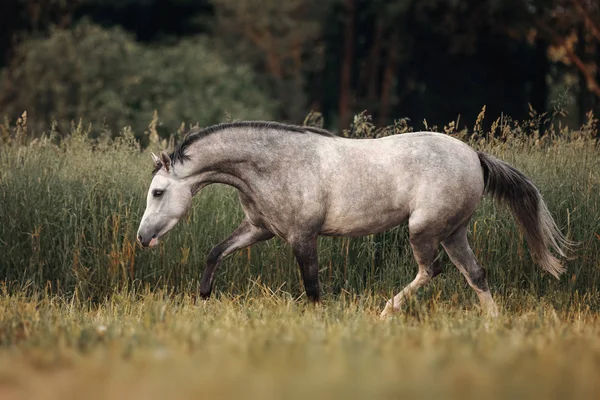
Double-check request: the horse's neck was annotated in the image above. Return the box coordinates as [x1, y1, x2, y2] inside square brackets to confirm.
[184, 130, 272, 191]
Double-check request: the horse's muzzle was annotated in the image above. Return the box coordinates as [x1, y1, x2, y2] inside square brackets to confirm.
[137, 232, 158, 248]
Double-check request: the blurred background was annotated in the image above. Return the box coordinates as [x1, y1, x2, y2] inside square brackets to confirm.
[0, 0, 599, 139]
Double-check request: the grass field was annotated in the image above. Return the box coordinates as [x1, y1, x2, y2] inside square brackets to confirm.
[0, 113, 599, 398]
[1, 292, 600, 400]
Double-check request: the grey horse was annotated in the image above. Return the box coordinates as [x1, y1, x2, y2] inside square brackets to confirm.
[136, 121, 569, 317]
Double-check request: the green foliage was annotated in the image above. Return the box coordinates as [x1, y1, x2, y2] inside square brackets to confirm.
[208, 0, 334, 121]
[0, 22, 275, 138]
[2, 0, 599, 133]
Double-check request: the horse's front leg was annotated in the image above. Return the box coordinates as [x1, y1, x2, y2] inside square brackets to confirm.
[290, 236, 321, 302]
[200, 219, 274, 299]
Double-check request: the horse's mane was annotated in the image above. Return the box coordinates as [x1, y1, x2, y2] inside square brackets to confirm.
[169, 121, 335, 164]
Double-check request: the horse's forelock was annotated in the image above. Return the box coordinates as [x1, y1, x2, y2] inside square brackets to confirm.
[151, 152, 176, 176]
[151, 163, 162, 176]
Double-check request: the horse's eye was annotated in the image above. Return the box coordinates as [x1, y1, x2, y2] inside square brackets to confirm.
[153, 189, 164, 198]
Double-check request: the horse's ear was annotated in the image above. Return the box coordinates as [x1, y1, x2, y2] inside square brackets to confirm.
[160, 151, 171, 172]
[151, 152, 160, 166]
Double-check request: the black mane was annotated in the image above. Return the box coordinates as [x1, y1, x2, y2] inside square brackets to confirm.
[169, 121, 335, 164]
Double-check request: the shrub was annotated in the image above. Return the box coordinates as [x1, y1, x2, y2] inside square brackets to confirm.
[0, 22, 276, 138]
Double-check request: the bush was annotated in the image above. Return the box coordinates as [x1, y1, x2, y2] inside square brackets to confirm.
[0, 22, 276, 138]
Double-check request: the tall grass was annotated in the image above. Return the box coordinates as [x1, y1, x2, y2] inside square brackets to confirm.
[0, 112, 598, 310]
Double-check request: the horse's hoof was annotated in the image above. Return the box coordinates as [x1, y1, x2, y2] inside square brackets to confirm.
[379, 301, 397, 319]
[199, 292, 211, 301]
[486, 307, 499, 319]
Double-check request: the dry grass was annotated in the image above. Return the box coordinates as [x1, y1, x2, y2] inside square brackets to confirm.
[1, 291, 600, 400]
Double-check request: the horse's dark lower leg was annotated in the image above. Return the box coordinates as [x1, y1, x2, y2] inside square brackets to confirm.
[291, 237, 320, 302]
[200, 219, 273, 299]
[442, 226, 498, 317]
[381, 232, 441, 317]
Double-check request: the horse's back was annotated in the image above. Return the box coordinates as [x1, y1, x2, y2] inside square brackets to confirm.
[319, 132, 484, 236]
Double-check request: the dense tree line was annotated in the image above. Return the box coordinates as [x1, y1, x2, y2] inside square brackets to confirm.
[0, 0, 598, 136]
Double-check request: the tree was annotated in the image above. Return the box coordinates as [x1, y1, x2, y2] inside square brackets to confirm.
[0, 0, 89, 66]
[531, 0, 600, 122]
[421, 0, 599, 116]
[532, 0, 600, 98]
[333, 0, 415, 128]
[0, 22, 275, 137]
[208, 0, 335, 122]
[338, 0, 355, 130]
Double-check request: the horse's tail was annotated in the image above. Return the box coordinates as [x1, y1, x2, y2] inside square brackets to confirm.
[477, 151, 571, 278]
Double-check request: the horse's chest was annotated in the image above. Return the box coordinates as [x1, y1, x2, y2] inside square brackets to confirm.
[238, 194, 264, 224]
[237, 193, 285, 234]
[237, 189, 327, 239]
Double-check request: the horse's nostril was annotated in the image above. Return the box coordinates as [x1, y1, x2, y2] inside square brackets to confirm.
[137, 234, 143, 243]
[152, 233, 157, 239]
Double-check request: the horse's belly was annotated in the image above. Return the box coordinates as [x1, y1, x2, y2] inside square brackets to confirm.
[319, 170, 412, 237]
[320, 207, 409, 237]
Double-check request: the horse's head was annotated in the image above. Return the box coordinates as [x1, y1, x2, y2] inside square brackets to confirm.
[137, 152, 193, 248]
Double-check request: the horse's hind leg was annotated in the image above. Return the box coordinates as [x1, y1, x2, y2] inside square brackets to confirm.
[380, 231, 443, 318]
[441, 225, 498, 317]
[200, 219, 274, 299]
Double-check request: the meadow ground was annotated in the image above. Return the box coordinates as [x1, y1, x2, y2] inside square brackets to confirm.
[1, 292, 600, 400]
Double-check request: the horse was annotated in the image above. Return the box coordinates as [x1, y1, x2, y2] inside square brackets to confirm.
[136, 121, 570, 318]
